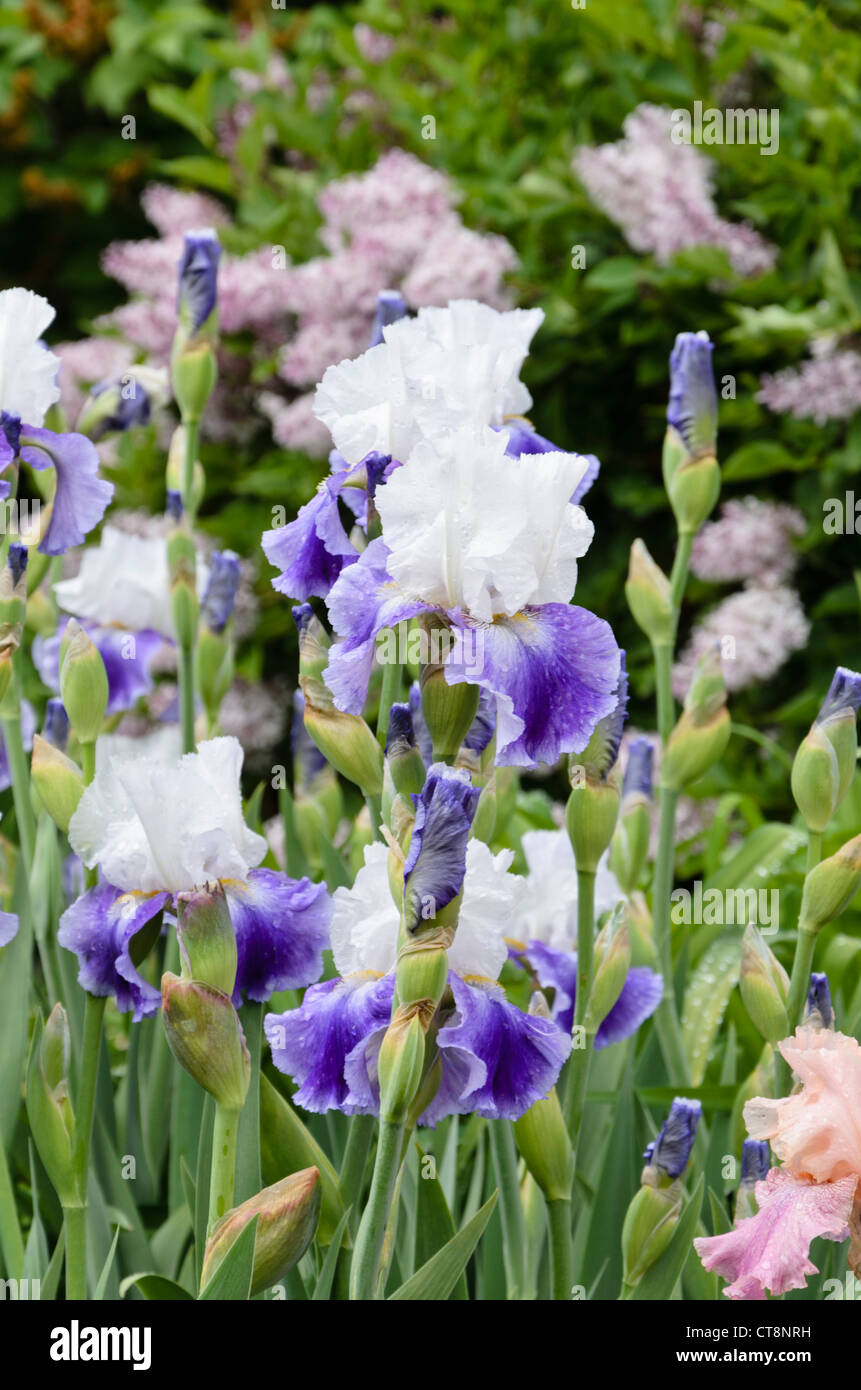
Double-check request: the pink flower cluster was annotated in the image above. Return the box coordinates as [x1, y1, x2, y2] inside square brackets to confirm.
[574, 104, 776, 279]
[696, 1026, 861, 1298]
[56, 152, 518, 455]
[674, 498, 808, 697]
[758, 340, 861, 424]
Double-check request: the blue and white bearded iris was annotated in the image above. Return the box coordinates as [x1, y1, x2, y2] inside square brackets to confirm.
[322, 425, 621, 767]
[508, 829, 662, 1046]
[58, 735, 331, 1020]
[265, 832, 570, 1125]
[262, 300, 599, 604]
[0, 288, 113, 554]
[33, 524, 211, 714]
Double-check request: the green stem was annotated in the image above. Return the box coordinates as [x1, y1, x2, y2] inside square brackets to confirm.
[63, 1204, 87, 1300]
[651, 785, 689, 1083]
[182, 418, 200, 522]
[376, 624, 403, 748]
[364, 794, 382, 839]
[546, 1198, 573, 1302]
[653, 642, 675, 747]
[806, 830, 822, 874]
[564, 869, 596, 1150]
[208, 1104, 240, 1233]
[340, 1114, 375, 1240]
[178, 639, 196, 755]
[776, 924, 819, 1095]
[0, 1136, 25, 1280]
[2, 704, 36, 872]
[349, 1119, 403, 1300]
[488, 1119, 526, 1300]
[669, 529, 694, 612]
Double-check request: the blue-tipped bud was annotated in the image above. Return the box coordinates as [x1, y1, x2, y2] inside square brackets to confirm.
[291, 689, 328, 793]
[166, 489, 183, 523]
[0, 410, 22, 458]
[403, 764, 480, 932]
[201, 550, 241, 633]
[814, 665, 861, 806]
[384, 701, 427, 804]
[577, 654, 628, 783]
[77, 367, 167, 441]
[805, 971, 833, 1030]
[622, 737, 654, 804]
[740, 1138, 770, 1190]
[644, 1097, 701, 1179]
[7, 542, 27, 589]
[369, 289, 408, 347]
[43, 698, 70, 752]
[177, 229, 221, 335]
[666, 331, 718, 460]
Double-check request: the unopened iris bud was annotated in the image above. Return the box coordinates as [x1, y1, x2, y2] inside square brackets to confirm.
[369, 289, 408, 347]
[799, 833, 861, 934]
[402, 764, 480, 935]
[793, 667, 861, 831]
[197, 551, 239, 720]
[566, 660, 626, 873]
[378, 1007, 429, 1124]
[644, 1097, 701, 1180]
[176, 883, 237, 996]
[610, 736, 654, 893]
[201, 1168, 321, 1297]
[172, 230, 220, 422]
[739, 925, 789, 1044]
[621, 1179, 681, 1291]
[166, 488, 183, 523]
[201, 550, 240, 634]
[25, 1005, 79, 1207]
[416, 613, 479, 763]
[43, 697, 70, 751]
[30, 734, 84, 834]
[804, 970, 833, 1030]
[0, 542, 27, 704]
[735, 1138, 770, 1222]
[385, 703, 426, 798]
[161, 973, 250, 1109]
[663, 331, 720, 533]
[166, 425, 204, 513]
[586, 903, 632, 1031]
[513, 998, 574, 1201]
[625, 539, 673, 645]
[59, 619, 108, 745]
[662, 645, 730, 790]
[168, 527, 199, 650]
[77, 366, 167, 441]
[300, 673, 383, 797]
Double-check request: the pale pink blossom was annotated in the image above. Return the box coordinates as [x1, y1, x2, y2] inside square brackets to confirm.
[353, 23, 396, 63]
[259, 391, 333, 455]
[758, 343, 861, 424]
[673, 585, 809, 697]
[690, 497, 806, 585]
[574, 104, 776, 279]
[694, 1167, 855, 1300]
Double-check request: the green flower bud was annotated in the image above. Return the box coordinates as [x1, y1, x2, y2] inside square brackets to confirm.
[201, 1168, 321, 1297]
[30, 734, 84, 834]
[791, 727, 840, 835]
[171, 341, 218, 424]
[663, 442, 721, 535]
[166, 425, 205, 513]
[176, 883, 237, 996]
[625, 539, 673, 645]
[420, 668, 479, 763]
[621, 1176, 681, 1290]
[299, 673, 383, 797]
[168, 528, 199, 650]
[197, 627, 233, 724]
[513, 996, 574, 1202]
[627, 893, 659, 970]
[26, 1006, 79, 1208]
[585, 903, 632, 1032]
[378, 1006, 429, 1124]
[799, 833, 861, 934]
[565, 770, 621, 874]
[59, 619, 108, 745]
[609, 802, 651, 895]
[739, 925, 789, 1044]
[161, 973, 250, 1109]
[469, 773, 498, 845]
[662, 646, 730, 791]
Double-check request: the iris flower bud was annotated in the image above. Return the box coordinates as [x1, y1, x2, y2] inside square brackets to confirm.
[59, 619, 108, 745]
[586, 903, 632, 1032]
[513, 997, 574, 1201]
[566, 658, 627, 873]
[739, 925, 789, 1044]
[378, 1006, 430, 1125]
[385, 703, 426, 797]
[197, 550, 240, 721]
[30, 734, 84, 834]
[417, 613, 480, 763]
[43, 697, 70, 751]
[735, 1138, 770, 1222]
[804, 971, 833, 1030]
[168, 526, 199, 651]
[792, 667, 861, 831]
[76, 366, 167, 441]
[161, 973, 250, 1110]
[369, 289, 408, 347]
[26, 1005, 79, 1208]
[0, 543, 27, 705]
[294, 603, 384, 796]
[624, 1096, 701, 1290]
[799, 833, 861, 934]
[172, 230, 220, 422]
[662, 645, 730, 791]
[663, 331, 720, 534]
[176, 883, 237, 997]
[610, 737, 653, 894]
[625, 539, 673, 645]
[816, 667, 861, 802]
[644, 1097, 701, 1178]
[201, 1168, 321, 1296]
[166, 427, 204, 514]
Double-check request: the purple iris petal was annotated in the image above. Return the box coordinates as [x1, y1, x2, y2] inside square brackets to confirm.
[445, 603, 622, 768]
[433, 974, 571, 1121]
[520, 940, 662, 1047]
[816, 666, 861, 725]
[403, 766, 481, 929]
[177, 230, 221, 332]
[463, 689, 496, 754]
[408, 680, 433, 766]
[43, 698, 70, 751]
[385, 701, 416, 759]
[644, 1097, 702, 1177]
[201, 550, 240, 632]
[623, 735, 654, 800]
[0, 911, 18, 946]
[262, 475, 359, 602]
[667, 332, 717, 458]
[369, 290, 408, 347]
[741, 1138, 770, 1189]
[19, 425, 114, 556]
[223, 868, 331, 1005]
[7, 543, 27, 588]
[805, 971, 833, 1029]
[88, 377, 152, 438]
[34, 620, 164, 715]
[58, 884, 168, 1021]
[324, 537, 431, 713]
[0, 410, 21, 468]
[264, 972, 395, 1114]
